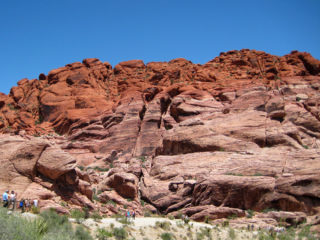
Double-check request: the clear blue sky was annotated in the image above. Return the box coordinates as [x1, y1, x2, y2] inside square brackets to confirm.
[1, 0, 319, 94]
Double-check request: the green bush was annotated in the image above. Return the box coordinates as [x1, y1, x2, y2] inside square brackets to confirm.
[196, 227, 211, 240]
[143, 210, 152, 217]
[93, 194, 100, 202]
[31, 206, 40, 214]
[78, 165, 85, 171]
[228, 228, 236, 240]
[70, 208, 85, 220]
[0, 213, 42, 240]
[160, 232, 175, 240]
[204, 215, 211, 224]
[96, 228, 113, 240]
[138, 156, 146, 162]
[262, 208, 277, 213]
[113, 227, 128, 240]
[222, 220, 229, 227]
[175, 220, 184, 228]
[40, 209, 70, 229]
[298, 225, 318, 239]
[155, 221, 171, 230]
[0, 207, 81, 240]
[247, 209, 255, 218]
[183, 217, 190, 224]
[94, 166, 109, 172]
[91, 211, 102, 221]
[74, 225, 93, 240]
[108, 200, 117, 207]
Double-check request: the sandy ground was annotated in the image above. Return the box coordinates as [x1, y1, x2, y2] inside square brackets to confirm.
[15, 212, 311, 239]
[78, 216, 260, 239]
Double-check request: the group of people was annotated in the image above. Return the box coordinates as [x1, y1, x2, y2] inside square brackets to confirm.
[2, 190, 38, 212]
[2, 190, 16, 210]
[126, 210, 136, 220]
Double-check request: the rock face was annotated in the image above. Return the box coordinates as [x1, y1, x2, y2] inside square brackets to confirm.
[0, 49, 320, 224]
[0, 135, 93, 212]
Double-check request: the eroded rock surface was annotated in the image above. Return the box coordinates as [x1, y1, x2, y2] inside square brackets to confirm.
[0, 135, 93, 212]
[0, 50, 320, 227]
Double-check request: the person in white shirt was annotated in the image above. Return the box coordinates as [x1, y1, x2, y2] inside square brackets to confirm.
[10, 191, 16, 210]
[33, 199, 38, 208]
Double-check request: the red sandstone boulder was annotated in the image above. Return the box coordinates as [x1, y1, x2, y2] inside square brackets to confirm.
[36, 146, 77, 180]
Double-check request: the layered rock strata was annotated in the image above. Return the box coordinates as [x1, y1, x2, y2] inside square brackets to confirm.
[0, 50, 320, 227]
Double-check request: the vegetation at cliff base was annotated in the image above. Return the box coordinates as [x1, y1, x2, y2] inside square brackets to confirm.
[0, 207, 92, 240]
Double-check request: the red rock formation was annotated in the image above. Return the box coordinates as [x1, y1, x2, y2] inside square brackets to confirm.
[0, 50, 320, 226]
[0, 135, 93, 212]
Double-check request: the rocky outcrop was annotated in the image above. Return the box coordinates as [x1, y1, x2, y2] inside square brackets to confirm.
[0, 50, 320, 225]
[0, 135, 93, 212]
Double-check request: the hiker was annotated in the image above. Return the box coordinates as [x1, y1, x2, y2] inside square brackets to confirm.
[19, 199, 25, 213]
[33, 199, 38, 208]
[10, 191, 17, 211]
[132, 210, 135, 220]
[126, 210, 131, 220]
[25, 199, 31, 211]
[2, 190, 9, 208]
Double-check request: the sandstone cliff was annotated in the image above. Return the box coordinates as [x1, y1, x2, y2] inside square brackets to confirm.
[0, 49, 320, 228]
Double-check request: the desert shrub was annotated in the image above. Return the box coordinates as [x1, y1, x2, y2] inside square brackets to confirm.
[196, 227, 211, 240]
[0, 207, 77, 240]
[93, 194, 100, 202]
[160, 232, 175, 240]
[257, 230, 275, 240]
[183, 216, 190, 224]
[155, 221, 171, 230]
[143, 210, 152, 217]
[201, 227, 211, 237]
[108, 200, 117, 207]
[74, 225, 93, 240]
[94, 166, 109, 172]
[0, 208, 49, 240]
[91, 211, 102, 221]
[196, 231, 204, 240]
[277, 227, 296, 240]
[70, 208, 85, 220]
[138, 156, 146, 162]
[262, 208, 277, 213]
[96, 228, 113, 240]
[0, 207, 97, 240]
[222, 220, 229, 227]
[113, 227, 128, 240]
[228, 228, 236, 240]
[176, 211, 183, 219]
[40, 209, 71, 232]
[78, 165, 85, 171]
[227, 214, 238, 220]
[298, 225, 318, 239]
[175, 220, 184, 228]
[204, 215, 211, 224]
[31, 206, 40, 214]
[247, 209, 255, 218]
